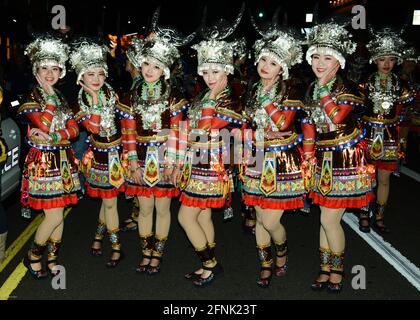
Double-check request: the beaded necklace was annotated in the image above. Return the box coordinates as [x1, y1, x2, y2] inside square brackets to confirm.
[312, 77, 336, 101]
[249, 80, 282, 131]
[368, 72, 399, 115]
[78, 83, 117, 138]
[38, 85, 70, 133]
[141, 80, 162, 101]
[307, 78, 339, 133]
[132, 80, 170, 131]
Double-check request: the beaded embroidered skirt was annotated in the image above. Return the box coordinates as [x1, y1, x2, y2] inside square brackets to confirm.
[21, 147, 81, 210]
[242, 146, 305, 210]
[82, 147, 126, 199]
[125, 160, 179, 198]
[179, 163, 234, 209]
[309, 129, 376, 209]
[363, 117, 400, 171]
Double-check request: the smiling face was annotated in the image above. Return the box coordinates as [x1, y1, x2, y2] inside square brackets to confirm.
[257, 55, 282, 81]
[37, 65, 61, 86]
[201, 66, 228, 90]
[375, 56, 397, 75]
[81, 67, 106, 92]
[141, 60, 164, 83]
[311, 53, 339, 79]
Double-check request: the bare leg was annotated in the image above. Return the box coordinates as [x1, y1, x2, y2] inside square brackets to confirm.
[49, 220, 64, 241]
[103, 197, 120, 260]
[188, 209, 215, 275]
[178, 205, 215, 278]
[315, 225, 331, 283]
[197, 209, 214, 245]
[255, 206, 286, 279]
[91, 203, 106, 252]
[150, 197, 172, 267]
[377, 169, 391, 205]
[320, 206, 346, 284]
[137, 195, 155, 266]
[376, 169, 392, 228]
[30, 208, 64, 271]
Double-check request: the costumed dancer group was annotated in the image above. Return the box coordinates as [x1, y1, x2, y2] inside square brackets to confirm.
[17, 6, 414, 294]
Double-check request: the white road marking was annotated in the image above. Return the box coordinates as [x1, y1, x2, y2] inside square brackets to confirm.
[343, 213, 420, 291]
[400, 165, 420, 183]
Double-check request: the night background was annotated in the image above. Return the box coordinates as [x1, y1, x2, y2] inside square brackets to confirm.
[0, 0, 418, 45]
[0, 0, 420, 302]
[0, 0, 418, 118]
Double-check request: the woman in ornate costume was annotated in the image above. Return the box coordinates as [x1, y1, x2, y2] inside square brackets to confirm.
[122, 14, 193, 275]
[18, 37, 81, 278]
[176, 7, 244, 287]
[120, 37, 144, 233]
[70, 40, 129, 267]
[241, 25, 306, 287]
[358, 29, 414, 233]
[302, 22, 375, 293]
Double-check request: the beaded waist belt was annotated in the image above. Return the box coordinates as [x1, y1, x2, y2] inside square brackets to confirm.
[27, 137, 71, 151]
[187, 140, 227, 153]
[252, 133, 302, 152]
[89, 136, 122, 152]
[361, 115, 402, 128]
[136, 135, 168, 147]
[316, 128, 365, 151]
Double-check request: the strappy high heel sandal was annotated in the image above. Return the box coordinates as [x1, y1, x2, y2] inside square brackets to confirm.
[105, 229, 124, 268]
[192, 263, 224, 287]
[256, 243, 273, 288]
[274, 241, 288, 277]
[91, 220, 106, 256]
[256, 266, 273, 288]
[310, 270, 330, 291]
[326, 270, 345, 294]
[46, 239, 62, 276]
[23, 242, 48, 280]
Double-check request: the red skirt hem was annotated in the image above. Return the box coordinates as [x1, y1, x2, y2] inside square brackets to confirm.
[126, 185, 180, 198]
[27, 194, 79, 210]
[410, 126, 420, 133]
[86, 183, 126, 199]
[374, 161, 398, 171]
[309, 191, 375, 209]
[179, 193, 226, 209]
[243, 194, 304, 210]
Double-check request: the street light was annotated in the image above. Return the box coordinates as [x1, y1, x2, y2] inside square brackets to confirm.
[306, 13, 313, 23]
[258, 12, 264, 18]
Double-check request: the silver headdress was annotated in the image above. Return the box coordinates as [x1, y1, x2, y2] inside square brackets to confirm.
[366, 28, 407, 64]
[25, 37, 69, 79]
[403, 46, 419, 63]
[232, 37, 248, 61]
[69, 40, 108, 84]
[251, 8, 303, 80]
[126, 37, 144, 69]
[192, 3, 245, 75]
[138, 7, 196, 80]
[305, 22, 356, 69]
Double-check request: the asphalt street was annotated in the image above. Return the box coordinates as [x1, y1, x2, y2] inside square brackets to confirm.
[1, 170, 419, 301]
